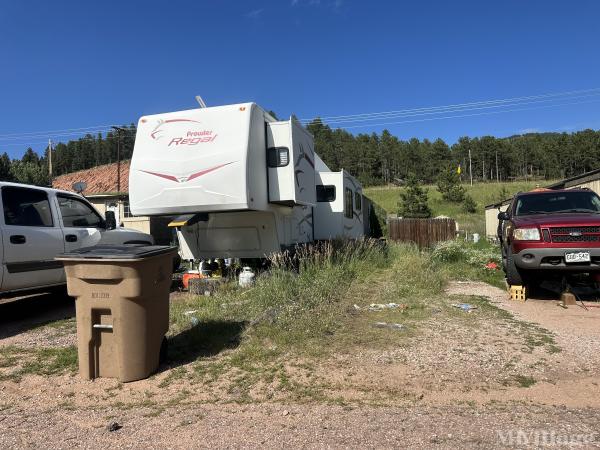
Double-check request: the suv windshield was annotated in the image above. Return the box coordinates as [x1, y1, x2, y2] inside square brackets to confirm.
[514, 191, 600, 216]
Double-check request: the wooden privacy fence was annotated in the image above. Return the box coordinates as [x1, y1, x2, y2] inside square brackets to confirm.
[388, 218, 457, 248]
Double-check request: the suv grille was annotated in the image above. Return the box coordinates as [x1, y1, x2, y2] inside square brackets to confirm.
[552, 235, 600, 242]
[551, 226, 600, 234]
[550, 226, 600, 243]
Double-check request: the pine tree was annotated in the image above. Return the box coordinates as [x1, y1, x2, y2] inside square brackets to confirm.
[398, 175, 432, 218]
[437, 166, 466, 202]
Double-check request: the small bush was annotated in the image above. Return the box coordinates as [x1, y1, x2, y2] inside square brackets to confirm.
[462, 194, 477, 213]
[431, 239, 501, 266]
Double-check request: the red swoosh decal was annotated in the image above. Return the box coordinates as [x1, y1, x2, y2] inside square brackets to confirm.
[164, 119, 201, 124]
[140, 170, 179, 182]
[139, 162, 235, 183]
[186, 162, 234, 181]
[151, 119, 202, 139]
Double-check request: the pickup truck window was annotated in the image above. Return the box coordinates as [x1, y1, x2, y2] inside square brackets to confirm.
[2, 186, 53, 227]
[515, 191, 600, 216]
[57, 195, 103, 228]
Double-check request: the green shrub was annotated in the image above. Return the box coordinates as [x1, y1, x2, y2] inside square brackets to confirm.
[462, 194, 477, 213]
[431, 239, 501, 266]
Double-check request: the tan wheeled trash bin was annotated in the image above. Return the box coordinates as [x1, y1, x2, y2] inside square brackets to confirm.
[56, 245, 177, 382]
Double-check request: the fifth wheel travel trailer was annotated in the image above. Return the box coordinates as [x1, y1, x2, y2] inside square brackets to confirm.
[129, 102, 370, 260]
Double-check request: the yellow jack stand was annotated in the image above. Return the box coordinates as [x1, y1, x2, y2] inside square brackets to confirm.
[509, 285, 527, 302]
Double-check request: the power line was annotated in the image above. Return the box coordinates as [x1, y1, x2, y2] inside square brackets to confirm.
[335, 98, 600, 130]
[2, 87, 600, 150]
[298, 87, 600, 123]
[3, 87, 599, 140]
[305, 92, 600, 126]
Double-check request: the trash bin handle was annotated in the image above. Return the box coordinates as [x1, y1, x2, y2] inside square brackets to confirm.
[92, 324, 113, 330]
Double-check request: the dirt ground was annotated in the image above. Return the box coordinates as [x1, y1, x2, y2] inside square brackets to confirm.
[1, 284, 600, 449]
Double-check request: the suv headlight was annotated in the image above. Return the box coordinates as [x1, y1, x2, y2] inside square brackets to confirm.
[513, 227, 540, 241]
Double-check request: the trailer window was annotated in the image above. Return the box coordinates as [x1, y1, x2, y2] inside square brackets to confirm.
[344, 188, 353, 219]
[267, 147, 290, 167]
[2, 186, 53, 227]
[316, 185, 336, 202]
[355, 192, 362, 212]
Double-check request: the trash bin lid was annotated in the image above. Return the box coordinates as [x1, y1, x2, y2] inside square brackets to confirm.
[56, 245, 177, 261]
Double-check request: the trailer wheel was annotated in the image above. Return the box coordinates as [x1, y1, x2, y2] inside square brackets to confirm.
[506, 248, 526, 286]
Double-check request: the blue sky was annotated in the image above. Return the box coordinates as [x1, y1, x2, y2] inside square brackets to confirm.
[1, 0, 600, 158]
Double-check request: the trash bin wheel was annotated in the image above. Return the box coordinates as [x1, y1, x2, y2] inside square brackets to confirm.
[159, 336, 168, 364]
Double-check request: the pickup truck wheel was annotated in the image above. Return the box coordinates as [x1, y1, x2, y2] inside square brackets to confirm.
[506, 248, 526, 286]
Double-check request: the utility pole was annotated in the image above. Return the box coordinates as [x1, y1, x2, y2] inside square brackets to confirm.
[495, 151, 499, 182]
[48, 138, 53, 187]
[468, 148, 473, 186]
[111, 126, 124, 193]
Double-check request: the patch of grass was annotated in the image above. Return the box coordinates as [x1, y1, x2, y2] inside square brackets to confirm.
[163, 240, 449, 400]
[0, 345, 78, 381]
[432, 239, 506, 289]
[514, 375, 536, 388]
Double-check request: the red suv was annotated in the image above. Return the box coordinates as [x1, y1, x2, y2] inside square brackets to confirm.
[498, 188, 600, 286]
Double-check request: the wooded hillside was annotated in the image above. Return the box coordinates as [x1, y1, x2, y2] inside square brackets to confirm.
[2, 120, 599, 187]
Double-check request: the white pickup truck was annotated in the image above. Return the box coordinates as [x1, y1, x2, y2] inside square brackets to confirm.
[0, 182, 154, 295]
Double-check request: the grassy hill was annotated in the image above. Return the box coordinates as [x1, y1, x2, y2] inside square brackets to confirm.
[365, 180, 557, 235]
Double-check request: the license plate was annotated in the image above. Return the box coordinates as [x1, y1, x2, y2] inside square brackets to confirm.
[565, 251, 591, 263]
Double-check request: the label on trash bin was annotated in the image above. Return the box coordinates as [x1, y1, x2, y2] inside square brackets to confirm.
[92, 292, 110, 299]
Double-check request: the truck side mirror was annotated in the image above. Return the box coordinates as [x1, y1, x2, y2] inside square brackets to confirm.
[105, 210, 117, 230]
[497, 211, 510, 221]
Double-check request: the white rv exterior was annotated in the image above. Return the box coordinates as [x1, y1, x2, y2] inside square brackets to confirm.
[129, 102, 366, 260]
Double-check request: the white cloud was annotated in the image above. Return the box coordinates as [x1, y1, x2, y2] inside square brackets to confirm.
[245, 8, 263, 19]
[519, 128, 541, 134]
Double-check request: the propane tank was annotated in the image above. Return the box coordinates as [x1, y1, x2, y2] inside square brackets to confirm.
[238, 267, 255, 288]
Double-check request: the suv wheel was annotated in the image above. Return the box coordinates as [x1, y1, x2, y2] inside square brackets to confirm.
[506, 247, 526, 286]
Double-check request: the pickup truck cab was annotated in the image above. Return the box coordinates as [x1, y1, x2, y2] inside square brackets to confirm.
[0, 182, 153, 295]
[498, 188, 600, 286]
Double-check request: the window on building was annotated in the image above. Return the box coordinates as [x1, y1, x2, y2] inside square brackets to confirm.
[123, 200, 133, 218]
[57, 195, 103, 228]
[344, 188, 353, 219]
[2, 186, 53, 227]
[316, 185, 336, 202]
[355, 192, 362, 212]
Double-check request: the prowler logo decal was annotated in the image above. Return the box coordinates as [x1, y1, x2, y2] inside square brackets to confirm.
[140, 162, 235, 183]
[150, 118, 218, 147]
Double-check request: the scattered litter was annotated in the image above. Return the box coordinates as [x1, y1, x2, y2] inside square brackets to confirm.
[183, 310, 198, 316]
[282, 410, 290, 416]
[452, 303, 478, 313]
[107, 422, 122, 432]
[368, 303, 407, 312]
[353, 304, 361, 310]
[190, 317, 199, 327]
[484, 262, 499, 270]
[373, 322, 406, 330]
